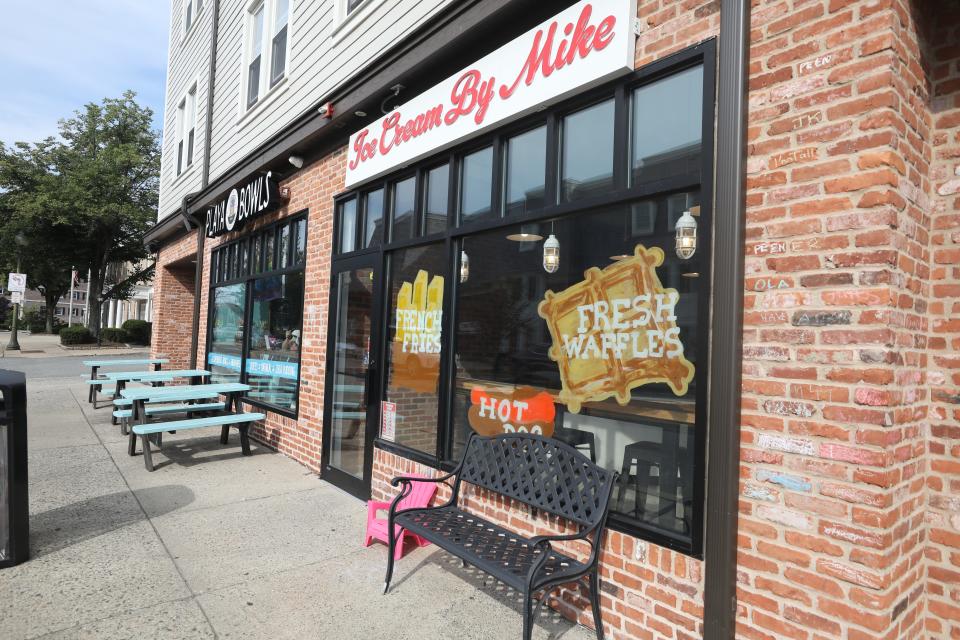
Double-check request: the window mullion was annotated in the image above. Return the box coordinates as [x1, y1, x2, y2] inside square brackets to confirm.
[613, 85, 629, 190]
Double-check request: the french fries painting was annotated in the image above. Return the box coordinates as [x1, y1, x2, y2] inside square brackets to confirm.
[537, 245, 695, 413]
[391, 269, 444, 393]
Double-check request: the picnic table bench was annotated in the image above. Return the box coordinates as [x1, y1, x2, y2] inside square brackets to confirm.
[122, 383, 260, 471]
[83, 358, 168, 404]
[383, 433, 617, 640]
[88, 369, 211, 414]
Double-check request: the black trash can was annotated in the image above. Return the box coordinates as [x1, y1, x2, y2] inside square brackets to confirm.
[0, 370, 28, 568]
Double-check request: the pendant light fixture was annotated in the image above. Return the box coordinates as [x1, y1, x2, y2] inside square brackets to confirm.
[543, 221, 559, 274]
[460, 244, 470, 283]
[675, 209, 698, 260]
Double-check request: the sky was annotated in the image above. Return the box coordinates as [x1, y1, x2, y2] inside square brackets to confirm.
[0, 1, 170, 147]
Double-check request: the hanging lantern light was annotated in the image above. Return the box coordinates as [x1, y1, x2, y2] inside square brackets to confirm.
[675, 210, 697, 260]
[460, 250, 470, 283]
[543, 234, 560, 274]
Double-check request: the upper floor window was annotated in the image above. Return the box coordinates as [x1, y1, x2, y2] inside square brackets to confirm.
[270, 0, 289, 86]
[184, 0, 202, 36]
[247, 3, 266, 108]
[176, 83, 198, 176]
[245, 0, 291, 110]
[347, 0, 366, 14]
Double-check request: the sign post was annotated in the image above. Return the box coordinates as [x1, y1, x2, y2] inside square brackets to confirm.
[5, 272, 26, 351]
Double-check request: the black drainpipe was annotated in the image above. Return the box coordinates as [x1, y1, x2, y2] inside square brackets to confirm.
[702, 1, 749, 638]
[189, 0, 219, 370]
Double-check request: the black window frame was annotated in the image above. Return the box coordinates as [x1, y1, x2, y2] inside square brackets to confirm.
[329, 41, 716, 557]
[206, 211, 309, 419]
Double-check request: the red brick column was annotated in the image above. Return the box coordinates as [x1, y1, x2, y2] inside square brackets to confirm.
[924, 3, 960, 636]
[151, 233, 199, 370]
[739, 1, 939, 638]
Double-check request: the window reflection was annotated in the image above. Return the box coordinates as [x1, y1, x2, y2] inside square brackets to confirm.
[561, 100, 615, 202]
[383, 243, 447, 455]
[632, 65, 703, 184]
[504, 126, 546, 215]
[460, 147, 493, 221]
[391, 177, 416, 242]
[339, 199, 357, 253]
[208, 283, 246, 383]
[423, 164, 449, 235]
[247, 273, 303, 411]
[364, 188, 385, 248]
[452, 193, 701, 538]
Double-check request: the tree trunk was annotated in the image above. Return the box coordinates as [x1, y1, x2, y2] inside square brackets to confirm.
[86, 270, 104, 337]
[43, 290, 59, 334]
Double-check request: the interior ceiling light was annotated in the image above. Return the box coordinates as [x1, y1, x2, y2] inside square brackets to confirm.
[506, 223, 543, 242]
[681, 272, 700, 278]
[354, 110, 367, 117]
[542, 221, 559, 274]
[610, 254, 630, 261]
[505, 232, 543, 242]
[675, 209, 698, 260]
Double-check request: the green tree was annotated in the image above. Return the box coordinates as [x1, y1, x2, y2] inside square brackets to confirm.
[0, 91, 159, 336]
[57, 91, 159, 335]
[0, 142, 85, 333]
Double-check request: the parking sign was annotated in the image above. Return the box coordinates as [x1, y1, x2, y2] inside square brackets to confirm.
[7, 273, 26, 293]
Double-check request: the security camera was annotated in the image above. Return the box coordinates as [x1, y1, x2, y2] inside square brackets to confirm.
[288, 155, 304, 169]
[317, 102, 334, 118]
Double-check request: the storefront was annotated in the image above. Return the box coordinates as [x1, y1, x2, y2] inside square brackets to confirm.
[323, 19, 716, 554]
[146, 0, 960, 637]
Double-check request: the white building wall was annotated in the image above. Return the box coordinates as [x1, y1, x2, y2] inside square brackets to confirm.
[158, 0, 214, 220]
[158, 0, 453, 222]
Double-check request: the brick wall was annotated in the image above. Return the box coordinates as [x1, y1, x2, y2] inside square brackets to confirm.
[196, 147, 346, 472]
[924, 1, 960, 636]
[151, 234, 198, 370]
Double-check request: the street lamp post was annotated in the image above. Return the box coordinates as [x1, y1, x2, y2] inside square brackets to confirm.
[6, 233, 28, 351]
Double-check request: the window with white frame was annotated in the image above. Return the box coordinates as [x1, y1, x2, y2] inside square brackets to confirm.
[270, 0, 289, 87]
[247, 3, 266, 108]
[245, 0, 291, 110]
[346, 0, 366, 14]
[184, 0, 202, 35]
[175, 83, 198, 176]
[186, 84, 197, 167]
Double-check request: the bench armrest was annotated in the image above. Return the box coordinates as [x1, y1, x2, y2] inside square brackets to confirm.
[528, 530, 592, 549]
[389, 471, 457, 488]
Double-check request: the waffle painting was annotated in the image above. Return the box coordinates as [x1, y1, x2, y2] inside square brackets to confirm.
[537, 245, 695, 413]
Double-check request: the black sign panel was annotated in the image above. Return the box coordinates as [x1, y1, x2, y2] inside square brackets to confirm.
[205, 172, 281, 238]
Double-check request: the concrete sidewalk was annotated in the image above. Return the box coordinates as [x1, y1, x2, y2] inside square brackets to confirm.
[0, 376, 592, 639]
[0, 331, 152, 358]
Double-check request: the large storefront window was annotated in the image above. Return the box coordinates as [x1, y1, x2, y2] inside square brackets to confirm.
[330, 47, 713, 554]
[383, 243, 447, 455]
[209, 284, 246, 383]
[207, 212, 308, 416]
[452, 195, 702, 540]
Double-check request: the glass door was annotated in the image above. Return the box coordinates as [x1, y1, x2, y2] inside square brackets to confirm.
[321, 254, 382, 498]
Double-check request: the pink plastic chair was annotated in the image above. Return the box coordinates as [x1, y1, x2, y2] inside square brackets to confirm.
[364, 476, 438, 560]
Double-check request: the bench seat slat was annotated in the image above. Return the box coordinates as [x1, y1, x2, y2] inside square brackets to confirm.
[145, 402, 225, 415]
[395, 505, 587, 592]
[132, 412, 265, 436]
[113, 410, 133, 419]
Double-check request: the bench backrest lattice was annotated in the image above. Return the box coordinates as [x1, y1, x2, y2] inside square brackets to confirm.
[457, 433, 615, 528]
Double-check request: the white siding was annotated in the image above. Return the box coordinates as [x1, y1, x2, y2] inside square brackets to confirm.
[158, 1, 214, 220]
[157, 0, 453, 222]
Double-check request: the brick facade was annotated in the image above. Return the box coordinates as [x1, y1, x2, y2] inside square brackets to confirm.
[149, 1, 959, 638]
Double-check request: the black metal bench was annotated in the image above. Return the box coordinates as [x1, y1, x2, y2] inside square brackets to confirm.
[383, 433, 617, 640]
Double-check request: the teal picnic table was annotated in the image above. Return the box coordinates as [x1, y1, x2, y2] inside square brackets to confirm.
[121, 382, 251, 428]
[121, 383, 255, 469]
[91, 369, 211, 414]
[83, 358, 168, 404]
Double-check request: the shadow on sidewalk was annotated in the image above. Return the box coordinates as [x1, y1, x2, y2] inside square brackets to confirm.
[29, 485, 195, 557]
[387, 549, 588, 639]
